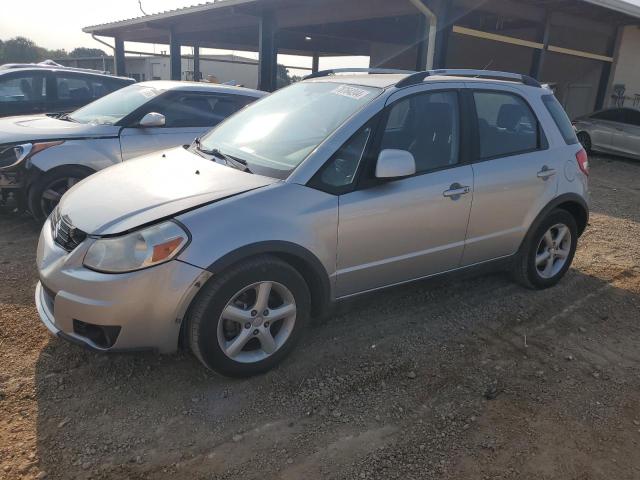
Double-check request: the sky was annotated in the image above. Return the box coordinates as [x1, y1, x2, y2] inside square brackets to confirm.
[0, 0, 368, 71]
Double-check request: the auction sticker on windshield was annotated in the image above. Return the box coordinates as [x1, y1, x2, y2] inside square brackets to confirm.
[140, 88, 158, 99]
[331, 85, 371, 100]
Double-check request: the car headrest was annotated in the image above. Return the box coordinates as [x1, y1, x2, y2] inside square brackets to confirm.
[497, 104, 525, 130]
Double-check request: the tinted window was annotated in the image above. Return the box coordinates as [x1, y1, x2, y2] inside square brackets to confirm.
[147, 93, 254, 128]
[380, 91, 460, 173]
[591, 109, 624, 122]
[542, 94, 579, 145]
[623, 109, 640, 127]
[314, 125, 372, 192]
[473, 91, 540, 159]
[0, 72, 46, 109]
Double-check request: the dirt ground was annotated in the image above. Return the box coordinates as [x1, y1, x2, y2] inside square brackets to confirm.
[1, 154, 639, 480]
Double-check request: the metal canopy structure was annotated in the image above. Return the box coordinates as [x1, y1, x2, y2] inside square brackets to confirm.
[83, 0, 640, 98]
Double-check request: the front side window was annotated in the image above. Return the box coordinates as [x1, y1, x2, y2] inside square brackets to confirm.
[380, 91, 460, 173]
[312, 125, 373, 193]
[0, 73, 46, 105]
[542, 94, 578, 145]
[68, 84, 159, 125]
[199, 82, 382, 178]
[591, 109, 624, 122]
[473, 91, 540, 159]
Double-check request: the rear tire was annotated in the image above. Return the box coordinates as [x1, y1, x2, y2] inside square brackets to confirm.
[512, 209, 578, 290]
[188, 255, 310, 377]
[28, 166, 92, 220]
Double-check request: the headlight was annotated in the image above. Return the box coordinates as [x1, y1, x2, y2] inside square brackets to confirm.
[0, 141, 64, 170]
[83, 221, 189, 273]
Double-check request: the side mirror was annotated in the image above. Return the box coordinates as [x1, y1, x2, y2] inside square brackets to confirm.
[375, 149, 416, 179]
[139, 112, 165, 128]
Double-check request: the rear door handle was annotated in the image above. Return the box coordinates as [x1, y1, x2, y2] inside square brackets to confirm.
[443, 183, 471, 199]
[537, 166, 556, 180]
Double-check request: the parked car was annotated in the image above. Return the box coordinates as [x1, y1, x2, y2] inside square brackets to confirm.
[0, 63, 134, 117]
[573, 107, 640, 160]
[35, 69, 589, 377]
[0, 81, 266, 218]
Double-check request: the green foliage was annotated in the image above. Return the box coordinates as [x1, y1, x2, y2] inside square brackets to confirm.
[0, 37, 106, 65]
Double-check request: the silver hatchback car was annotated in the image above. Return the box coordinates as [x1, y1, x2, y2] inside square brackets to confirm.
[36, 69, 590, 377]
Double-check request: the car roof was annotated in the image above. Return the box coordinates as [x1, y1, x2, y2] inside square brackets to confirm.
[305, 73, 538, 91]
[0, 66, 133, 82]
[136, 80, 266, 97]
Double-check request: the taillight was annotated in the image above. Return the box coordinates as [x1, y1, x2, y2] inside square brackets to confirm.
[576, 148, 589, 176]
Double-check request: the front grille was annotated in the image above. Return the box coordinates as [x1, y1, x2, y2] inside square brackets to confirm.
[52, 211, 86, 252]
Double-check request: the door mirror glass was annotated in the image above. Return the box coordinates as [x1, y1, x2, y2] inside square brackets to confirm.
[139, 112, 165, 128]
[375, 149, 416, 179]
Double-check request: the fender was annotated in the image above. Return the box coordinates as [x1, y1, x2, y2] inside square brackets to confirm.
[517, 192, 589, 254]
[27, 137, 122, 174]
[206, 240, 332, 317]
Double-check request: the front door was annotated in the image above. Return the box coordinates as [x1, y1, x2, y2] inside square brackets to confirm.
[334, 88, 474, 297]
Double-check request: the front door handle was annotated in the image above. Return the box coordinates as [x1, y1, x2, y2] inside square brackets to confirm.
[443, 183, 471, 199]
[537, 166, 557, 180]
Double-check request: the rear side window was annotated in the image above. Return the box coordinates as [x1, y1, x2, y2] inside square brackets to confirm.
[591, 109, 624, 122]
[623, 108, 640, 127]
[542, 95, 578, 145]
[473, 91, 541, 159]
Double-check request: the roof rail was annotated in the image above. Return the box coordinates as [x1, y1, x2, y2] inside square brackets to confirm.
[395, 69, 542, 88]
[304, 68, 416, 80]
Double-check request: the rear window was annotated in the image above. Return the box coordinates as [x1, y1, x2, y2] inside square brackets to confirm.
[542, 95, 578, 145]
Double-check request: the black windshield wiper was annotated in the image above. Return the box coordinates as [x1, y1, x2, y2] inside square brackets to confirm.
[196, 142, 252, 173]
[57, 113, 78, 123]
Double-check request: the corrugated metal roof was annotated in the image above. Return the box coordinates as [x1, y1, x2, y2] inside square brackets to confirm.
[83, 0, 257, 32]
[583, 0, 640, 17]
[83, 0, 640, 33]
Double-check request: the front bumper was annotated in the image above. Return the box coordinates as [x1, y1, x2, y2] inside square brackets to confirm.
[35, 217, 210, 353]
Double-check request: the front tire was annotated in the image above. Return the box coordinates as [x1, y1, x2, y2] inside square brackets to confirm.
[512, 209, 578, 290]
[28, 166, 92, 220]
[188, 255, 310, 377]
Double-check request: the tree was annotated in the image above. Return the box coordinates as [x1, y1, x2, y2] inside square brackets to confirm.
[0, 36, 43, 64]
[68, 47, 107, 58]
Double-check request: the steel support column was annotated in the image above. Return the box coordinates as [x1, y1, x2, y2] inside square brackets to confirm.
[530, 11, 551, 79]
[258, 11, 278, 91]
[312, 52, 320, 74]
[169, 29, 182, 81]
[433, 1, 452, 69]
[415, 14, 429, 71]
[193, 46, 200, 81]
[595, 27, 620, 110]
[114, 37, 125, 76]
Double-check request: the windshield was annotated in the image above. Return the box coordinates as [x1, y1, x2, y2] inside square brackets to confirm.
[69, 84, 159, 125]
[198, 82, 381, 177]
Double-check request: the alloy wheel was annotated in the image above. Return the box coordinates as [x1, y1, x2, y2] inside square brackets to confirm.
[40, 177, 81, 217]
[535, 223, 572, 279]
[217, 281, 297, 364]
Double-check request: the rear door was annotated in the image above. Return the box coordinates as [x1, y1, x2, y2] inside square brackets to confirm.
[462, 87, 560, 266]
[119, 91, 255, 160]
[0, 70, 47, 117]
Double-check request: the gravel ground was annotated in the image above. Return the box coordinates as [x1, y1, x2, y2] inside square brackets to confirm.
[1, 155, 639, 480]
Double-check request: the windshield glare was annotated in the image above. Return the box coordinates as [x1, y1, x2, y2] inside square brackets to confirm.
[199, 82, 381, 176]
[69, 85, 159, 125]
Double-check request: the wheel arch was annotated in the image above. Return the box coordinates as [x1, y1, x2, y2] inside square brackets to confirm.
[519, 193, 589, 254]
[205, 241, 332, 319]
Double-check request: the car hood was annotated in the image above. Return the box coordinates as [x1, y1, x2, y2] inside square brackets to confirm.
[58, 147, 279, 235]
[0, 115, 119, 145]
